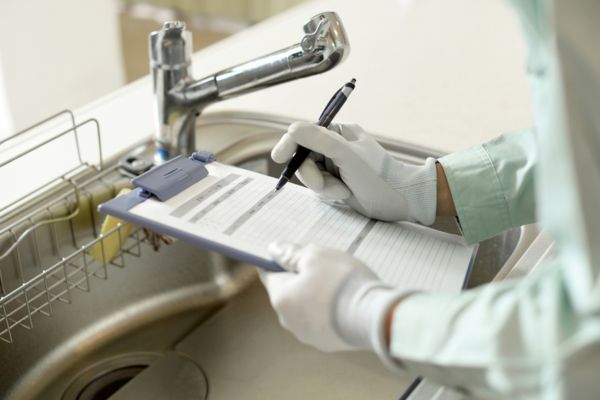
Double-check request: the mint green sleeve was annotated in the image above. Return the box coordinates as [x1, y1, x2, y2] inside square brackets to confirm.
[437, 129, 537, 244]
[384, 1, 600, 398]
[388, 259, 577, 399]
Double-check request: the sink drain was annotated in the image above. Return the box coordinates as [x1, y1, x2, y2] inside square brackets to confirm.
[62, 352, 208, 400]
[62, 353, 159, 400]
[75, 365, 147, 400]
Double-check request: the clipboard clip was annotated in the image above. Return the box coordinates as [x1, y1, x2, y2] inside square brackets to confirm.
[132, 152, 215, 201]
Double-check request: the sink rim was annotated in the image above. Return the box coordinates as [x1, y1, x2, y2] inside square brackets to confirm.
[7, 266, 257, 400]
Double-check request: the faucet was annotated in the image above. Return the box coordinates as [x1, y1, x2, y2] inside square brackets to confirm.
[149, 11, 349, 163]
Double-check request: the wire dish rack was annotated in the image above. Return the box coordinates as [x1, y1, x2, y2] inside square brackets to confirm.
[0, 110, 145, 344]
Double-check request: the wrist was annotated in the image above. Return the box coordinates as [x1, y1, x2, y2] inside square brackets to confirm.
[334, 281, 392, 350]
[389, 157, 438, 225]
[435, 162, 457, 216]
[334, 279, 410, 360]
[384, 301, 399, 346]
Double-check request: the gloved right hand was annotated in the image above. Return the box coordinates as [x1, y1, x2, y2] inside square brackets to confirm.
[271, 122, 438, 224]
[260, 241, 408, 374]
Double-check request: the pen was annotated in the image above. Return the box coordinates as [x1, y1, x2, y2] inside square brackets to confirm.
[274, 78, 356, 191]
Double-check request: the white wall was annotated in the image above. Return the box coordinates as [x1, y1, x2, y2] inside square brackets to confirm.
[0, 0, 125, 138]
[0, 54, 13, 138]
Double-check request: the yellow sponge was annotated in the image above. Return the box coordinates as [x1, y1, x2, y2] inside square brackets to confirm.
[89, 188, 133, 264]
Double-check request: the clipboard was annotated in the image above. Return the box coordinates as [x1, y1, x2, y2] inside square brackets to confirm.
[99, 151, 284, 272]
[99, 152, 477, 287]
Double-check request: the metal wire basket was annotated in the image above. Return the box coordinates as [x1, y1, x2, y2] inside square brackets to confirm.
[0, 110, 145, 343]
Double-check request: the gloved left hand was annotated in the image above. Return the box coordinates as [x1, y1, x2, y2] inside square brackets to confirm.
[260, 242, 408, 359]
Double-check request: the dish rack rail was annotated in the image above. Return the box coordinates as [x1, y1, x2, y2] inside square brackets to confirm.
[0, 110, 146, 344]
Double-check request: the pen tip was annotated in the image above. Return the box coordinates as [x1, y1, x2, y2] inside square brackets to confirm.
[351, 78, 356, 83]
[275, 176, 288, 191]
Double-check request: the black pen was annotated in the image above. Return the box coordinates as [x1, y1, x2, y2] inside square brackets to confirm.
[274, 78, 356, 191]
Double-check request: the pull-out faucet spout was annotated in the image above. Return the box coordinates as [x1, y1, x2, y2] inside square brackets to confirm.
[149, 12, 349, 163]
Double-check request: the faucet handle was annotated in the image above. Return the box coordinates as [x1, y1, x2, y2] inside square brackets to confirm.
[301, 18, 331, 52]
[150, 20, 192, 69]
[162, 21, 186, 31]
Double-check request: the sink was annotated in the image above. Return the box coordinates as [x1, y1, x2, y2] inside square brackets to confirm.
[0, 111, 531, 399]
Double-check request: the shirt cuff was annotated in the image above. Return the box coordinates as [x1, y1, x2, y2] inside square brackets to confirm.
[438, 146, 512, 244]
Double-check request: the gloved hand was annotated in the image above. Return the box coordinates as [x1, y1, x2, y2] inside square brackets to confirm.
[271, 122, 438, 225]
[261, 242, 408, 365]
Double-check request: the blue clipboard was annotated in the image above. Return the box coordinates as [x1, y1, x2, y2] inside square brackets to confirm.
[98, 151, 284, 272]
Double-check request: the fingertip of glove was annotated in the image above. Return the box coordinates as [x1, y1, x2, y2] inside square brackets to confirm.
[271, 134, 297, 164]
[270, 148, 285, 164]
[268, 241, 301, 272]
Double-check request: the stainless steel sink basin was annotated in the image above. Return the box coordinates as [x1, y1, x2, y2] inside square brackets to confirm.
[0, 111, 531, 399]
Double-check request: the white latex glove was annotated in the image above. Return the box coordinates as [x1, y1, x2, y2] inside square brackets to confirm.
[271, 122, 437, 225]
[261, 242, 408, 368]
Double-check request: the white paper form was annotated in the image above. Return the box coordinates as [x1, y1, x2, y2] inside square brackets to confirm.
[130, 162, 476, 292]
